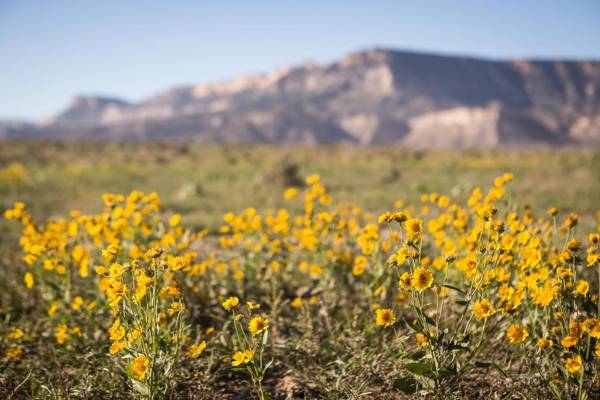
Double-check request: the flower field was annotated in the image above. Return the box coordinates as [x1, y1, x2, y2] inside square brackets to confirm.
[1, 143, 600, 399]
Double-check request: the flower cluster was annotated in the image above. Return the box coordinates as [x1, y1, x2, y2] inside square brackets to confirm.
[3, 173, 599, 398]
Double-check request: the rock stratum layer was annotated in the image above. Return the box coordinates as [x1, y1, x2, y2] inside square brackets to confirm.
[3, 49, 600, 146]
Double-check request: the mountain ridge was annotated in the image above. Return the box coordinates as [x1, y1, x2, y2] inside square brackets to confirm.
[3, 48, 600, 146]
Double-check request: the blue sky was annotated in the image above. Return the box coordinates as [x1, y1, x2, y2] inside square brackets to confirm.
[1, 0, 599, 120]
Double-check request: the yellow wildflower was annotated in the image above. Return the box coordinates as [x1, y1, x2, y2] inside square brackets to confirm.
[248, 316, 269, 336]
[130, 355, 149, 380]
[561, 335, 578, 348]
[55, 324, 68, 345]
[71, 296, 84, 311]
[305, 174, 320, 185]
[7, 328, 24, 340]
[416, 332, 429, 348]
[246, 301, 261, 310]
[507, 324, 528, 344]
[284, 188, 298, 200]
[187, 341, 207, 358]
[102, 243, 120, 261]
[109, 341, 127, 355]
[222, 296, 239, 310]
[24, 272, 34, 289]
[48, 303, 58, 316]
[472, 299, 496, 320]
[405, 218, 423, 240]
[564, 355, 582, 374]
[109, 319, 126, 342]
[290, 297, 303, 309]
[399, 272, 412, 290]
[575, 279, 589, 296]
[375, 308, 396, 327]
[169, 213, 181, 227]
[231, 349, 254, 366]
[159, 285, 181, 299]
[411, 267, 433, 292]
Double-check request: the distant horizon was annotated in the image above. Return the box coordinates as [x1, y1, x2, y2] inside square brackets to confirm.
[4, 46, 600, 123]
[1, 0, 599, 120]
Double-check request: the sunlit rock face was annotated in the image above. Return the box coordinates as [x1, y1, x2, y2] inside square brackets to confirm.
[4, 48, 600, 146]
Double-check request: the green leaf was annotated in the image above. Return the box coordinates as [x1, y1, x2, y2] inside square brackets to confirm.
[490, 362, 509, 378]
[404, 361, 434, 376]
[423, 314, 436, 326]
[443, 284, 466, 295]
[439, 365, 458, 376]
[435, 331, 445, 345]
[401, 317, 417, 331]
[414, 308, 436, 326]
[548, 381, 562, 400]
[455, 299, 469, 306]
[394, 376, 418, 394]
[474, 361, 492, 368]
[407, 350, 426, 360]
[131, 379, 149, 396]
[474, 361, 509, 377]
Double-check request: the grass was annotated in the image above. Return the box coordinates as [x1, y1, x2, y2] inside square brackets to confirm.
[1, 142, 598, 229]
[0, 141, 599, 399]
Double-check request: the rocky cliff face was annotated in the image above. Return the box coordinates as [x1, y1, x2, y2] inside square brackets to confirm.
[3, 48, 600, 146]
